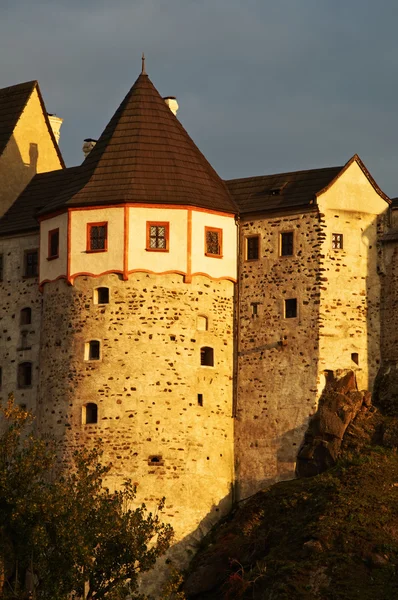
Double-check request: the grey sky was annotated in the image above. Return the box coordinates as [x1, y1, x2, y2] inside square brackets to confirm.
[1, 0, 398, 195]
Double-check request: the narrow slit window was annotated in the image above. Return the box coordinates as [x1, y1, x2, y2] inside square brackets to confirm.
[246, 236, 260, 260]
[48, 228, 59, 259]
[197, 394, 203, 406]
[24, 250, 38, 278]
[83, 403, 98, 424]
[0, 254, 3, 281]
[20, 307, 32, 326]
[205, 227, 222, 257]
[94, 287, 109, 305]
[87, 222, 108, 252]
[280, 232, 294, 256]
[18, 362, 32, 388]
[200, 346, 214, 366]
[148, 455, 164, 466]
[251, 302, 260, 317]
[0, 366, 2, 388]
[284, 298, 297, 319]
[332, 233, 343, 250]
[146, 222, 169, 251]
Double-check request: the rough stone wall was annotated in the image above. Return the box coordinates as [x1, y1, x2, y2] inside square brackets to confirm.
[381, 240, 398, 362]
[0, 233, 41, 411]
[37, 272, 234, 567]
[235, 211, 323, 499]
[317, 209, 384, 390]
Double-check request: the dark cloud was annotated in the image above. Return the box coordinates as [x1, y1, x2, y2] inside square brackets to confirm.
[1, 0, 398, 194]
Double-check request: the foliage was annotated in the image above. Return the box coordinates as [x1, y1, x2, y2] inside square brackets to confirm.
[0, 396, 173, 600]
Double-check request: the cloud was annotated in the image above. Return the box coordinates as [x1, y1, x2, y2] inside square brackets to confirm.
[1, 0, 398, 194]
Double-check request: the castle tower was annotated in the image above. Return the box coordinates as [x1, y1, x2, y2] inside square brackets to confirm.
[36, 70, 238, 568]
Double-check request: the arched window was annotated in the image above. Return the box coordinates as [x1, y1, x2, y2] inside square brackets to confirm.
[197, 315, 208, 331]
[82, 403, 98, 425]
[94, 287, 109, 305]
[20, 307, 32, 326]
[200, 346, 214, 367]
[85, 340, 101, 361]
[18, 362, 32, 388]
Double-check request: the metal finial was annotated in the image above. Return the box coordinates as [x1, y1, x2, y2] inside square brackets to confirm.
[141, 53, 146, 75]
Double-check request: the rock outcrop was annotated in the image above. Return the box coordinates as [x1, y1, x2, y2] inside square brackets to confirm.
[296, 370, 371, 477]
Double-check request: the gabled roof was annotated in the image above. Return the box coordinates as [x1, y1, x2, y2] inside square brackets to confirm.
[226, 166, 342, 214]
[0, 80, 64, 167]
[40, 72, 237, 215]
[0, 167, 79, 236]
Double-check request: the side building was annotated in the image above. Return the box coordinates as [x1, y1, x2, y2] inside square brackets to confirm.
[228, 157, 389, 498]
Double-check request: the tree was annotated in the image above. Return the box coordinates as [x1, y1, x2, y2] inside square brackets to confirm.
[0, 396, 173, 600]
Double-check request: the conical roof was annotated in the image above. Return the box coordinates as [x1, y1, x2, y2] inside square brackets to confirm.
[42, 72, 237, 214]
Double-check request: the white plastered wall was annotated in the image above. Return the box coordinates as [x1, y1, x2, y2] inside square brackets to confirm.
[69, 208, 124, 276]
[39, 212, 68, 282]
[128, 207, 187, 273]
[191, 211, 237, 279]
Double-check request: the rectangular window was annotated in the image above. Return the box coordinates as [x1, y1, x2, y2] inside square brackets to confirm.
[205, 227, 222, 257]
[87, 222, 108, 252]
[0, 254, 3, 281]
[284, 298, 297, 319]
[246, 235, 260, 260]
[280, 232, 294, 256]
[24, 250, 38, 278]
[48, 228, 59, 259]
[146, 222, 169, 251]
[332, 233, 343, 249]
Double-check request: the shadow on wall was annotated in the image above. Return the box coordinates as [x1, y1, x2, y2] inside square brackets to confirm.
[0, 136, 39, 218]
[139, 490, 233, 597]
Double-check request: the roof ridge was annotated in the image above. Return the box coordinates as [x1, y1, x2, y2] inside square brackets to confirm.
[226, 165, 343, 185]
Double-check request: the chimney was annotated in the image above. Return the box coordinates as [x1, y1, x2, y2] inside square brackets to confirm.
[47, 114, 63, 144]
[82, 138, 97, 158]
[163, 96, 179, 116]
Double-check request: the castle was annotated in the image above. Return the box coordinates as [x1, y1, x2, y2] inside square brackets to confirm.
[0, 65, 397, 572]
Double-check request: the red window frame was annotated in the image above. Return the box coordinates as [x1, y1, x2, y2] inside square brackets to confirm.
[87, 222, 108, 253]
[48, 228, 59, 260]
[146, 222, 169, 252]
[205, 227, 223, 258]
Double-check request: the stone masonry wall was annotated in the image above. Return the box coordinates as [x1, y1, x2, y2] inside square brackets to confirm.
[381, 241, 398, 362]
[0, 233, 41, 411]
[318, 209, 384, 391]
[235, 210, 323, 499]
[37, 272, 235, 567]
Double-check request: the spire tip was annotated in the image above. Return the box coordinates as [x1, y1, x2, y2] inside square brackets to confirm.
[141, 53, 147, 75]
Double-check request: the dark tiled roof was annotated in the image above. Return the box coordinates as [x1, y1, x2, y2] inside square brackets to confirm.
[226, 166, 342, 214]
[0, 167, 79, 236]
[0, 81, 37, 157]
[40, 73, 237, 215]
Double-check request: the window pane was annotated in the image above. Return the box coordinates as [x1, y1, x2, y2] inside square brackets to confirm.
[90, 225, 107, 250]
[332, 233, 343, 249]
[281, 232, 293, 256]
[149, 225, 167, 249]
[285, 298, 297, 318]
[206, 230, 220, 255]
[24, 251, 38, 277]
[49, 230, 59, 257]
[247, 236, 259, 260]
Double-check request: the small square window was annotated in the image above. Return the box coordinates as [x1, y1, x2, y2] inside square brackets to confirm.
[87, 223, 108, 252]
[94, 287, 109, 305]
[284, 298, 297, 319]
[146, 222, 169, 251]
[48, 228, 59, 259]
[24, 250, 38, 278]
[280, 232, 294, 256]
[246, 236, 260, 260]
[332, 233, 343, 250]
[85, 340, 101, 361]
